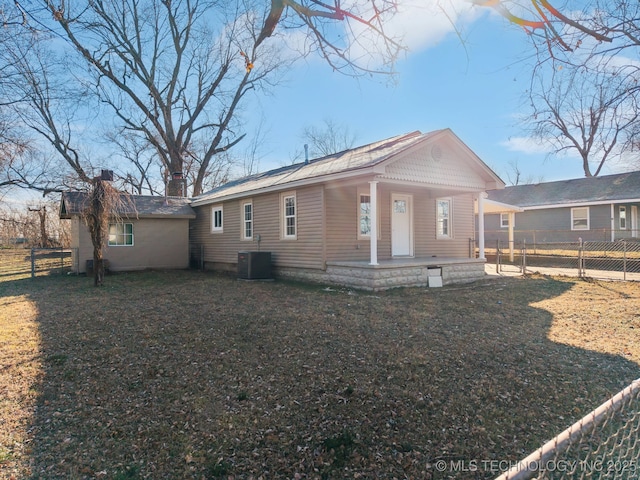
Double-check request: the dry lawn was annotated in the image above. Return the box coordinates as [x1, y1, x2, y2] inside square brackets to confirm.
[1, 271, 639, 479]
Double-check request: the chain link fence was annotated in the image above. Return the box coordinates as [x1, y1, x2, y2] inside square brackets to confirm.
[495, 378, 640, 480]
[489, 239, 640, 281]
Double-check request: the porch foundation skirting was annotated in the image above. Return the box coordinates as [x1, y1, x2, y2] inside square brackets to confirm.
[275, 258, 487, 291]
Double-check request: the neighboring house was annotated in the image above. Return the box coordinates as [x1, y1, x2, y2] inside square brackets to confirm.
[60, 192, 196, 273]
[190, 129, 504, 290]
[483, 171, 640, 245]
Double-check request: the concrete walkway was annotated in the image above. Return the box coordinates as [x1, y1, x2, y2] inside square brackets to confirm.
[484, 262, 640, 281]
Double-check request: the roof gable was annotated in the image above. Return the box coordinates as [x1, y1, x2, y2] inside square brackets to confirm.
[378, 129, 502, 190]
[487, 171, 640, 208]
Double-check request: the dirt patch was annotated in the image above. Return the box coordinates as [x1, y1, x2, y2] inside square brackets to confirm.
[1, 271, 639, 479]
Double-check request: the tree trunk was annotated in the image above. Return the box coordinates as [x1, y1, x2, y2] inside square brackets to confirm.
[90, 179, 106, 286]
[37, 207, 50, 247]
[93, 251, 104, 287]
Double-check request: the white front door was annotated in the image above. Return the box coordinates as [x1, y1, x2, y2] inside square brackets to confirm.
[632, 206, 638, 238]
[391, 193, 413, 256]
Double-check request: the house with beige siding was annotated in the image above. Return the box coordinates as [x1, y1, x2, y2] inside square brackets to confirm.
[482, 172, 640, 246]
[60, 192, 195, 273]
[190, 129, 504, 290]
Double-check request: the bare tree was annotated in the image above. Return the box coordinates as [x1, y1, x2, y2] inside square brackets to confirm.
[82, 176, 135, 286]
[526, 49, 640, 177]
[0, 198, 70, 247]
[470, 0, 615, 50]
[470, 1, 640, 176]
[299, 118, 358, 159]
[2, 0, 403, 287]
[0, 0, 403, 197]
[504, 159, 543, 186]
[106, 132, 162, 195]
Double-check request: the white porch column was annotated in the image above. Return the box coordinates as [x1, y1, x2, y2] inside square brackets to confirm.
[508, 212, 515, 262]
[477, 192, 486, 260]
[369, 181, 378, 265]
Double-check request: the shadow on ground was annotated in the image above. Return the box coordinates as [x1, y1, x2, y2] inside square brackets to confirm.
[1, 271, 639, 479]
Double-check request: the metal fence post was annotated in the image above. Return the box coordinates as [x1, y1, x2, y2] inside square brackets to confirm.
[522, 239, 527, 275]
[496, 240, 500, 273]
[31, 248, 35, 278]
[578, 238, 583, 278]
[623, 239, 627, 281]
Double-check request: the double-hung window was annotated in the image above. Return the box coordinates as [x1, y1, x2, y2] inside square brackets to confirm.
[500, 213, 511, 228]
[211, 205, 223, 233]
[108, 223, 134, 246]
[571, 207, 589, 230]
[282, 193, 296, 239]
[243, 202, 253, 240]
[436, 198, 452, 239]
[620, 206, 627, 230]
[356, 188, 380, 240]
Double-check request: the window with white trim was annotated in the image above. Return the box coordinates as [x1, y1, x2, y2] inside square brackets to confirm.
[242, 202, 253, 239]
[282, 193, 296, 239]
[108, 223, 134, 246]
[211, 205, 223, 233]
[356, 187, 380, 240]
[620, 206, 627, 230]
[500, 213, 512, 228]
[571, 207, 589, 230]
[436, 198, 452, 239]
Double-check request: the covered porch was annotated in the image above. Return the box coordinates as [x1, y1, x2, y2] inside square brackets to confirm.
[325, 256, 487, 291]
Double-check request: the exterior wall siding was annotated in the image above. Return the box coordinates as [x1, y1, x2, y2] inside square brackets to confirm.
[324, 185, 370, 262]
[191, 185, 325, 271]
[420, 193, 474, 258]
[75, 217, 191, 273]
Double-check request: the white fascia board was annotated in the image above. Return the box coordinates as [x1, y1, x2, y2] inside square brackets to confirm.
[376, 176, 486, 193]
[522, 198, 640, 210]
[190, 168, 376, 207]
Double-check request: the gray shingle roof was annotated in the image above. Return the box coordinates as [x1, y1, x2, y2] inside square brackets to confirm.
[487, 171, 640, 208]
[192, 130, 442, 205]
[60, 191, 195, 219]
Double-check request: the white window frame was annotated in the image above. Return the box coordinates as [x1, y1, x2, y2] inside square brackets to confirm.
[108, 222, 134, 246]
[571, 207, 590, 231]
[357, 187, 380, 240]
[619, 206, 627, 230]
[211, 205, 223, 233]
[436, 197, 453, 239]
[281, 192, 297, 239]
[500, 213, 512, 229]
[242, 201, 253, 240]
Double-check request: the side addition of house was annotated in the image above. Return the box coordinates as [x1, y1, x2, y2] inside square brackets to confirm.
[60, 192, 196, 273]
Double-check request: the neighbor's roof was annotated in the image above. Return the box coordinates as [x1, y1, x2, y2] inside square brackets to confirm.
[59, 191, 196, 219]
[487, 171, 640, 209]
[194, 129, 501, 206]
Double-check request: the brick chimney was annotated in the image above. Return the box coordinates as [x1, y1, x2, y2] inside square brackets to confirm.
[167, 171, 187, 197]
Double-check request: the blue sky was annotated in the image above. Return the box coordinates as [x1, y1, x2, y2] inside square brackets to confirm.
[247, 4, 617, 184]
[3, 2, 625, 212]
